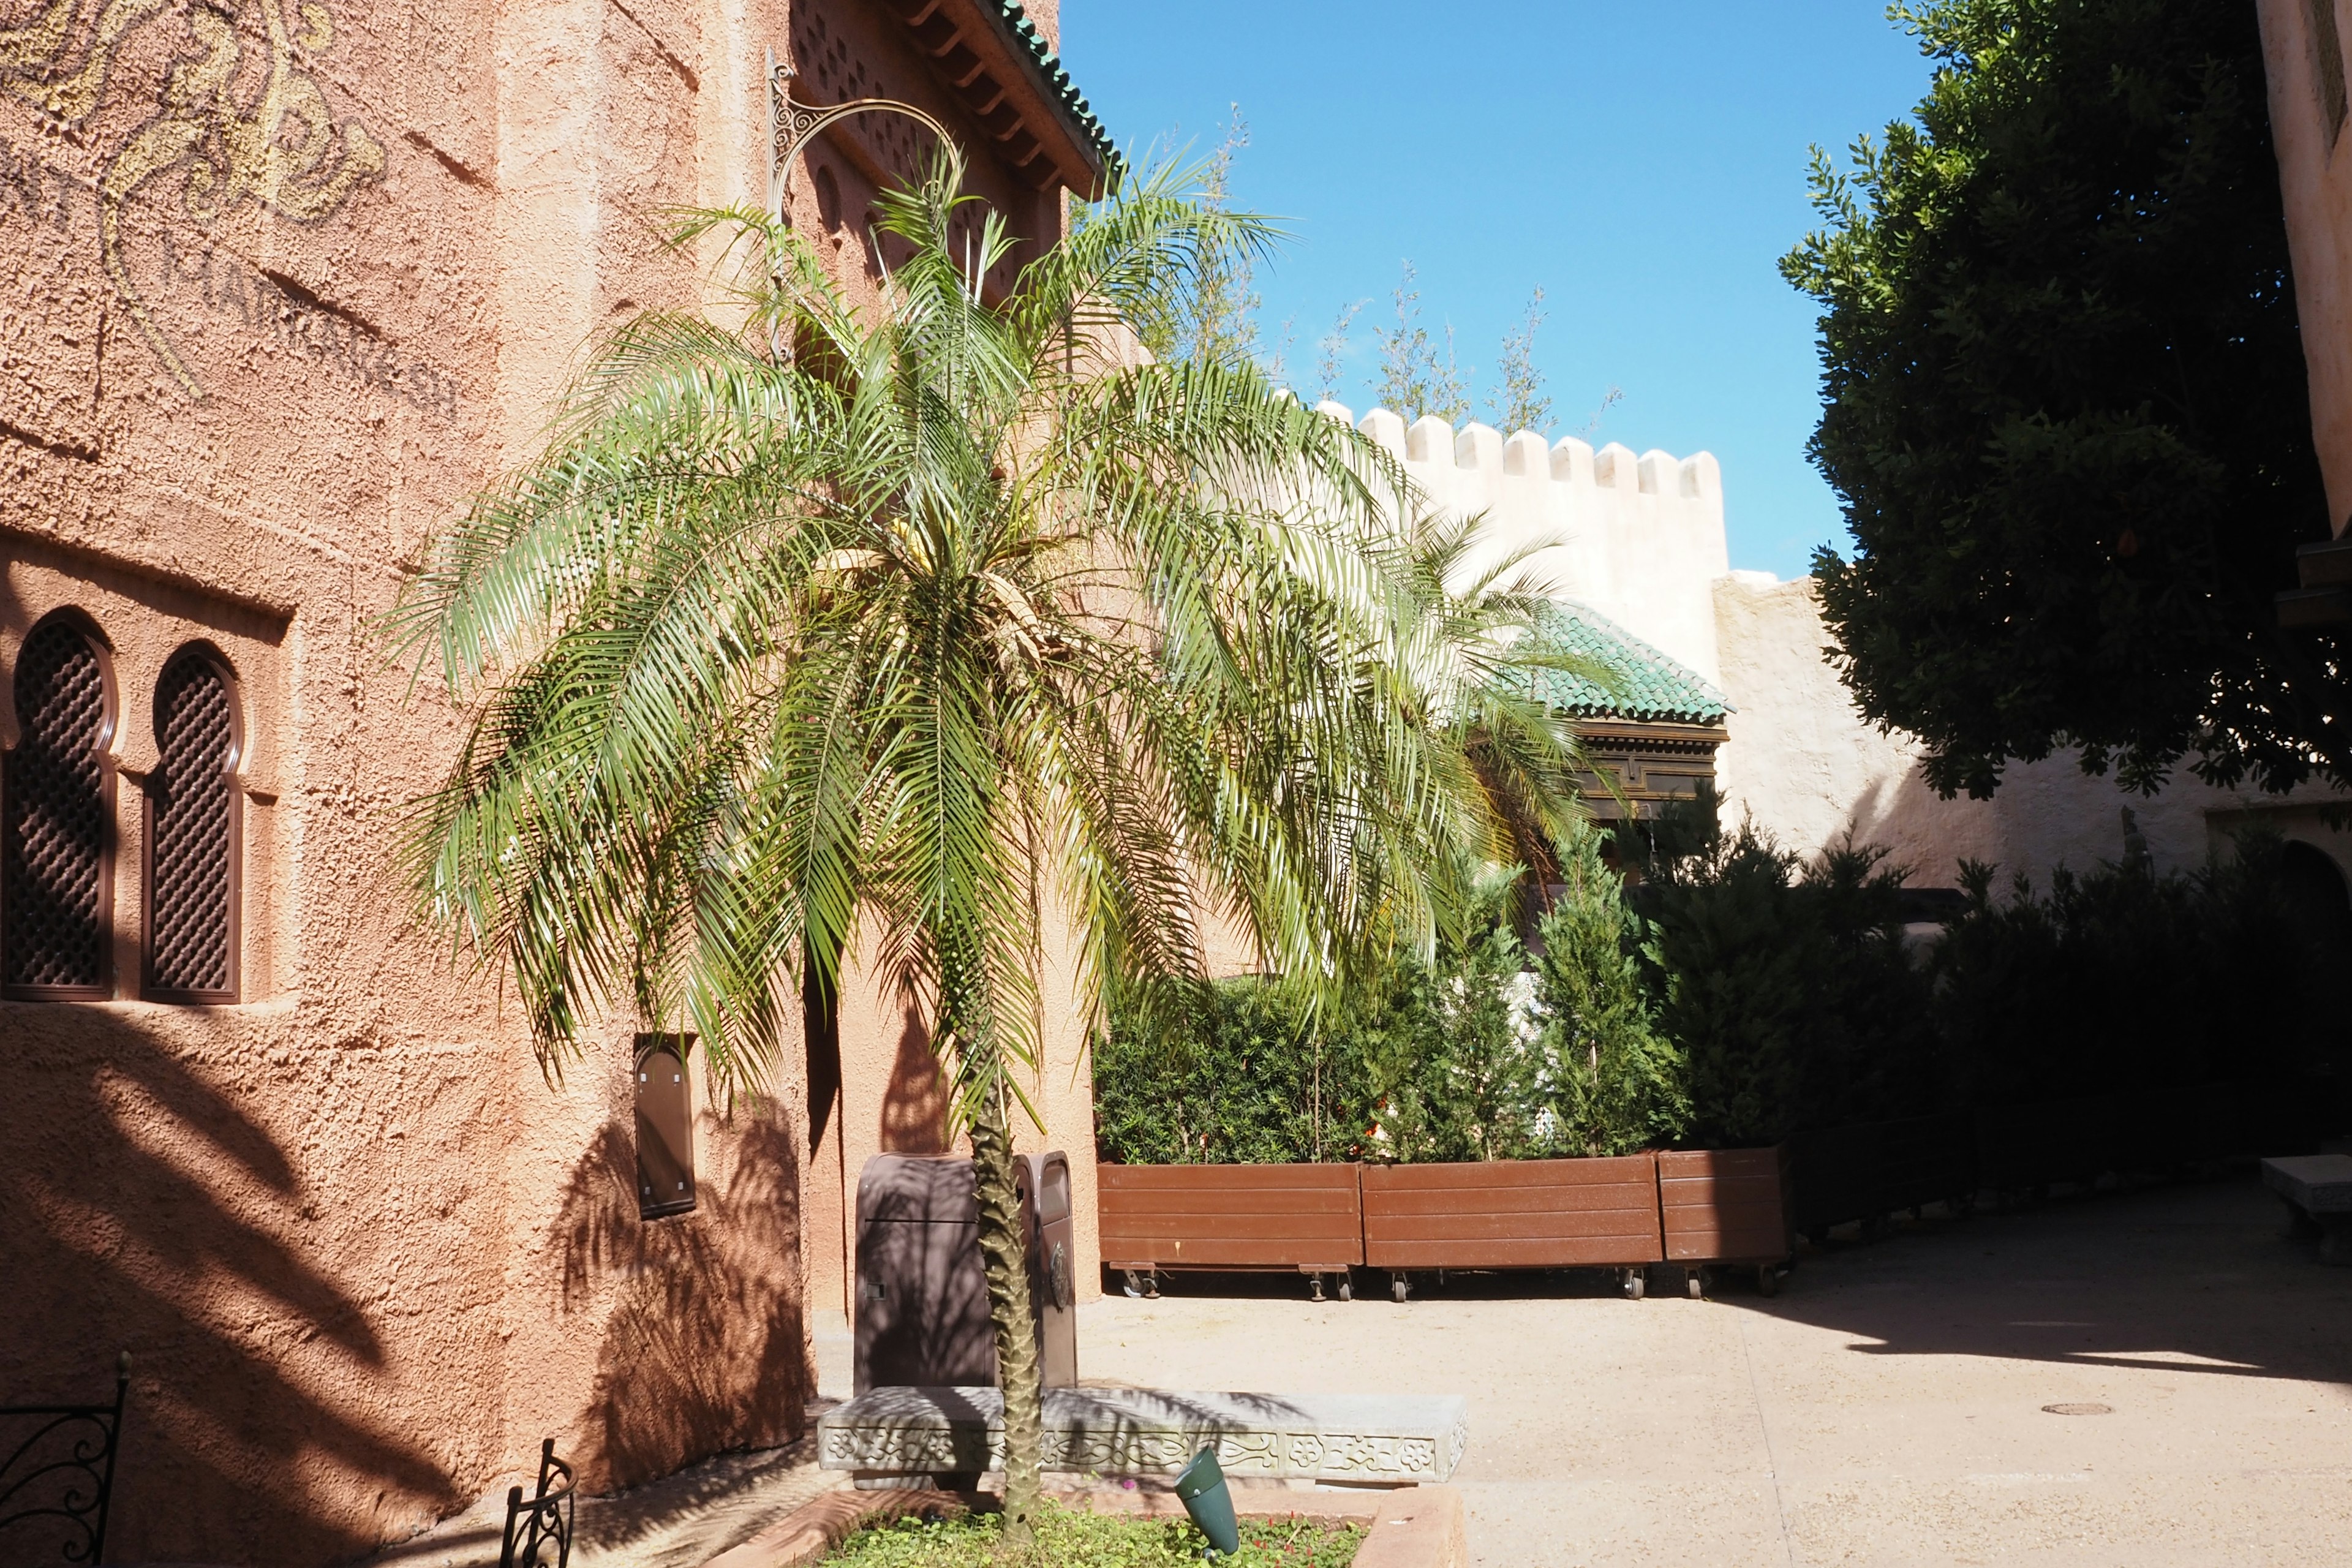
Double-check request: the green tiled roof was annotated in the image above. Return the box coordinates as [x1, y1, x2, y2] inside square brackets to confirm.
[990, 3, 1120, 182]
[1516, 601, 1730, 725]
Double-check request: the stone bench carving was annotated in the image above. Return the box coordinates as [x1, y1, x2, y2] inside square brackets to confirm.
[818, 1387, 1468, 1487]
[2262, 1155, 2352, 1264]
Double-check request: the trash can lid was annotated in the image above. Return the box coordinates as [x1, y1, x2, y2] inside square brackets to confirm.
[856, 1154, 978, 1223]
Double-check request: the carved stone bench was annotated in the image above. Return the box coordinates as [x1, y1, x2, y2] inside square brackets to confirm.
[817, 1387, 1468, 1490]
[2261, 1155, 2352, 1264]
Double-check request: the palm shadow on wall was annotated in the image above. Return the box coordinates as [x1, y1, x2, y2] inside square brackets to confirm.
[553, 1110, 810, 1504]
[0, 1004, 457, 1568]
[880, 1001, 948, 1156]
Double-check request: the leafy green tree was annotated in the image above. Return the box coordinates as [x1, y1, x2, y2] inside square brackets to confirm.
[1129, 108, 1265, 370]
[1782, 0, 2347, 799]
[1362, 863, 1547, 1163]
[1532, 826, 1687, 1155]
[1374, 261, 1471, 423]
[1489, 287, 1554, 436]
[1635, 799, 1934, 1146]
[390, 153, 1583, 1536]
[1093, 973, 1384, 1164]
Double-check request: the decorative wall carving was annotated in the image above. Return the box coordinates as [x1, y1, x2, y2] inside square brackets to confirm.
[818, 1387, 1468, 1484]
[0, 0, 383, 398]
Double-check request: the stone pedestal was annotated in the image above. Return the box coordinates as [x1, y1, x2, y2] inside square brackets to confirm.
[2261, 1155, 2352, 1264]
[817, 1387, 1468, 1486]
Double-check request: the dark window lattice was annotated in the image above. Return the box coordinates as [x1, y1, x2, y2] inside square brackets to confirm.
[147, 655, 235, 998]
[4, 622, 111, 993]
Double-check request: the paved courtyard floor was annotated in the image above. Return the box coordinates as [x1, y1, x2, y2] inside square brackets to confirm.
[1077, 1175, 2352, 1567]
[378, 1173, 2352, 1567]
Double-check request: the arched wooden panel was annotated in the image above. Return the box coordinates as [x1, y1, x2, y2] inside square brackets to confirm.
[144, 649, 240, 1003]
[3, 617, 115, 998]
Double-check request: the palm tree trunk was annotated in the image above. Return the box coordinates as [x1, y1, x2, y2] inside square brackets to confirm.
[969, 1084, 1045, 1538]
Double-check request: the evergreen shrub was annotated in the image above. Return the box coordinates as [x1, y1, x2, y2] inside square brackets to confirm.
[1095, 807, 2348, 1164]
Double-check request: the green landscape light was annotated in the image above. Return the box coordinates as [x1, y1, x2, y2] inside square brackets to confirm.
[1174, 1446, 1240, 1555]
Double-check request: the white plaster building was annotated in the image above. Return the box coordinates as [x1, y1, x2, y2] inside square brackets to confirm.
[1313, 402, 2352, 895]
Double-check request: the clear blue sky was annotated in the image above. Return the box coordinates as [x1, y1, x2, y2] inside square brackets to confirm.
[1060, 2, 1935, 579]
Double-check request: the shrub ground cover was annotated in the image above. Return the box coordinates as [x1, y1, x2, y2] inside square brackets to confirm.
[824, 1499, 1364, 1566]
[1096, 806, 2352, 1159]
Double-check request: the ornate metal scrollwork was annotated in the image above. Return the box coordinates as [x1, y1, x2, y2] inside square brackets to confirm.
[765, 45, 960, 223]
[497, 1438, 576, 1568]
[0, 1352, 130, 1566]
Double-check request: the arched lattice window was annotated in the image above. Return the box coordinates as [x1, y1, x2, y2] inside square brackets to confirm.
[144, 648, 240, 1003]
[3, 615, 116, 999]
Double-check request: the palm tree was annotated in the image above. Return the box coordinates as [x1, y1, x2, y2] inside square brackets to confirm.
[388, 153, 1585, 1536]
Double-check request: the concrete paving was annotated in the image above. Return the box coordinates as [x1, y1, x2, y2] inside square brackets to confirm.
[364, 1439, 839, 1568]
[379, 1174, 2351, 1566]
[1074, 1175, 2352, 1567]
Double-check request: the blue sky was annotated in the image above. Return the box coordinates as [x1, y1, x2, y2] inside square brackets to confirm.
[1060, 2, 1935, 579]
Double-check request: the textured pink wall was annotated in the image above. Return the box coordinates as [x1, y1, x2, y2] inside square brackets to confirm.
[0, 0, 1091, 1561]
[2260, 0, 2352, 536]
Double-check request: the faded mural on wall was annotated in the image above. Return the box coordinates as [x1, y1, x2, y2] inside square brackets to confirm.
[0, 0, 382, 399]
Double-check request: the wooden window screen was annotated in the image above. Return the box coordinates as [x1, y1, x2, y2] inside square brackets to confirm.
[143, 650, 239, 1003]
[635, 1035, 696, 1219]
[3, 617, 115, 999]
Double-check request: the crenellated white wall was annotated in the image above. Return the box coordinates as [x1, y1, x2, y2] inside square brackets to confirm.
[1313, 402, 1731, 684]
[1299, 400, 2352, 893]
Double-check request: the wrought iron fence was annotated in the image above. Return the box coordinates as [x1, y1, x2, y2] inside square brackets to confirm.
[497, 1438, 575, 1568]
[1, 1352, 129, 1566]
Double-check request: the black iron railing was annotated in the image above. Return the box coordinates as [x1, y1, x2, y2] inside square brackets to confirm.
[0, 1352, 129, 1566]
[497, 1438, 575, 1568]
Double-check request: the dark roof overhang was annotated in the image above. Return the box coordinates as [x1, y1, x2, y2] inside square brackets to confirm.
[886, 0, 1118, 195]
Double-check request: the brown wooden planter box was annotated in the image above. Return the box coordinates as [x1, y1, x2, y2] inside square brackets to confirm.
[1360, 1155, 1664, 1270]
[1097, 1163, 1363, 1273]
[1659, 1146, 1792, 1265]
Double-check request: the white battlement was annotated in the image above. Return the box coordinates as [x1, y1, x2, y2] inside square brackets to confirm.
[1314, 403, 1731, 684]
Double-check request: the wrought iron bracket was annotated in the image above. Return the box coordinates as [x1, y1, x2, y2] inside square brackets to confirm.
[1, 1351, 129, 1567]
[766, 47, 959, 224]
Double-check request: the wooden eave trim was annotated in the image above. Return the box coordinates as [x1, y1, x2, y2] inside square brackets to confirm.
[1573, 719, 1730, 748]
[892, 0, 1105, 194]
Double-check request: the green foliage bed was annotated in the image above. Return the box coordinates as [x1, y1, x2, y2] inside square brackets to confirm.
[824, 1500, 1363, 1566]
[1095, 829, 1686, 1164]
[1096, 804, 2351, 1159]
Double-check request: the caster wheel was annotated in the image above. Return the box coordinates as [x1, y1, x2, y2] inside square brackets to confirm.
[1121, 1270, 1145, 1300]
[1623, 1270, 1646, 1301]
[1338, 1278, 1354, 1302]
[1686, 1270, 1704, 1299]
[1757, 1265, 1781, 1298]
[1391, 1277, 1411, 1305]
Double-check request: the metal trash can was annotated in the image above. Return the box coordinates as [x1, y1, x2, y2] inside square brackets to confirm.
[854, 1151, 1078, 1394]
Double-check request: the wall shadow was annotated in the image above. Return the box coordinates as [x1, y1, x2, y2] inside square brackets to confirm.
[880, 1001, 946, 1155]
[554, 1107, 810, 1506]
[0, 1004, 458, 1567]
[1707, 1175, 2352, 1390]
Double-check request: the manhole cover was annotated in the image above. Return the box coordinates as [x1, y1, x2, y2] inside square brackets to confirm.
[2040, 1403, 2113, 1416]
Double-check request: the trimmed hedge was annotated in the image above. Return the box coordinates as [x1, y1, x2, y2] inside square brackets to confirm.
[1096, 808, 2351, 1164]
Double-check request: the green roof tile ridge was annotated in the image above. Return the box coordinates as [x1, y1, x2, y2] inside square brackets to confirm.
[1520, 601, 1731, 725]
[991, 1, 1120, 177]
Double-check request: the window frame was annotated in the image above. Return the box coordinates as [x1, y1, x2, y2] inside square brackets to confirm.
[2, 609, 119, 1003]
[141, 643, 243, 1006]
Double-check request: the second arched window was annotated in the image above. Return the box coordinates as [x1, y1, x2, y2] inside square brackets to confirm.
[144, 649, 240, 1003]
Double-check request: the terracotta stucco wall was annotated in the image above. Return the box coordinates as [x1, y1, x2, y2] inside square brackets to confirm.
[2258, 0, 2352, 536]
[1, 0, 1088, 1561]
